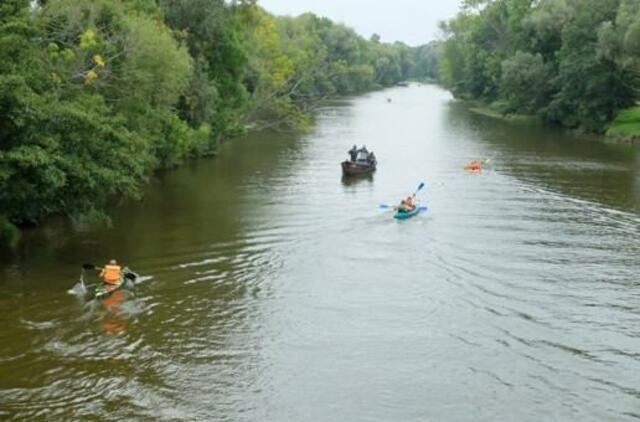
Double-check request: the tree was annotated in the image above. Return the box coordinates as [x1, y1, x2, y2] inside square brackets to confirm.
[161, 0, 248, 137]
[500, 51, 552, 113]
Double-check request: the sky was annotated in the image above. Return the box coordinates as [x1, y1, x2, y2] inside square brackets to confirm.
[258, 0, 463, 46]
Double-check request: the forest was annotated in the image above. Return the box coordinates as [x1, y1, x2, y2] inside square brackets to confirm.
[5, 0, 636, 244]
[0, 0, 438, 242]
[439, 0, 640, 134]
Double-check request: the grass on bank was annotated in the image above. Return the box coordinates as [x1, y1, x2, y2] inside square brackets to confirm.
[606, 105, 640, 136]
[466, 100, 539, 124]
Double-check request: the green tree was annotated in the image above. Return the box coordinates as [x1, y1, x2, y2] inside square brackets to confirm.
[500, 51, 552, 113]
[161, 0, 248, 137]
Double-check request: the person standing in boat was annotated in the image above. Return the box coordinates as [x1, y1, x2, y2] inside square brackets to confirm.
[355, 145, 370, 163]
[100, 259, 122, 286]
[348, 145, 358, 162]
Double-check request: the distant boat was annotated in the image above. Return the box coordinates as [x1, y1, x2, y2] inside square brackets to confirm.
[342, 159, 376, 176]
[342, 148, 377, 176]
[397, 81, 409, 87]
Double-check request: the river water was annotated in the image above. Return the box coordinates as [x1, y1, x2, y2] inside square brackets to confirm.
[1, 85, 639, 421]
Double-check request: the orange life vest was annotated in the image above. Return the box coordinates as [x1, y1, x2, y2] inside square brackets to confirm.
[465, 161, 482, 171]
[103, 264, 122, 284]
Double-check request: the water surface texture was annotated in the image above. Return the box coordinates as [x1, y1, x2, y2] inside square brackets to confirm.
[1, 85, 639, 421]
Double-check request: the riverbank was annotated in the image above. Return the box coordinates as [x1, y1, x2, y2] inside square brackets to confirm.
[440, 0, 640, 144]
[463, 101, 539, 125]
[464, 101, 640, 145]
[1, 1, 440, 248]
[605, 105, 640, 145]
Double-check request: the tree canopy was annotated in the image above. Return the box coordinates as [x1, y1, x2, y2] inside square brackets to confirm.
[439, 0, 639, 132]
[0, 0, 438, 241]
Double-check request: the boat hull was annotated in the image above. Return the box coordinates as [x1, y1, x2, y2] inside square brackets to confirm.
[393, 207, 421, 220]
[342, 160, 376, 176]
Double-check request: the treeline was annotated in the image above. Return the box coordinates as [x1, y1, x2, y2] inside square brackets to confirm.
[0, 0, 437, 242]
[439, 0, 640, 133]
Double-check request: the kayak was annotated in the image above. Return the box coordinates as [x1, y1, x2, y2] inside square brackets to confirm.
[393, 206, 422, 220]
[464, 160, 483, 173]
[94, 267, 138, 300]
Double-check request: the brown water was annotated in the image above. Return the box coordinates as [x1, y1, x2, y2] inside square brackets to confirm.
[1, 84, 639, 421]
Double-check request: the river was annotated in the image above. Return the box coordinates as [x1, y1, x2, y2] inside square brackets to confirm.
[1, 84, 639, 421]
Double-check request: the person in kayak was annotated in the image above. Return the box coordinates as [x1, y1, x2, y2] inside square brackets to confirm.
[397, 195, 416, 212]
[465, 160, 482, 172]
[100, 259, 122, 285]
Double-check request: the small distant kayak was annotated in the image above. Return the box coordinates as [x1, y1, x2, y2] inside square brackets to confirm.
[464, 160, 483, 173]
[393, 207, 422, 220]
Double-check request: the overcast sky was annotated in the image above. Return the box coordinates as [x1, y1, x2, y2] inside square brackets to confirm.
[258, 0, 463, 46]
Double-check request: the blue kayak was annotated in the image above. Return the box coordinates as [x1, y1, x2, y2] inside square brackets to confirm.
[393, 206, 424, 220]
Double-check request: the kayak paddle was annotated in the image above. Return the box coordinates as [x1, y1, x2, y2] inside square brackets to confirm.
[69, 264, 93, 295]
[413, 182, 425, 196]
[379, 204, 427, 211]
[379, 182, 427, 210]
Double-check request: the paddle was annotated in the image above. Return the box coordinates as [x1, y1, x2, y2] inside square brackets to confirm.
[68, 264, 101, 294]
[413, 182, 425, 196]
[69, 265, 92, 295]
[379, 182, 426, 210]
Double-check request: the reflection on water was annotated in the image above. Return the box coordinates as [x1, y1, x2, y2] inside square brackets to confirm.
[341, 174, 375, 186]
[99, 290, 128, 334]
[0, 85, 639, 420]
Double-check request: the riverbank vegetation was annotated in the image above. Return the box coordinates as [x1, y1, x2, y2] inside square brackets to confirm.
[0, 0, 439, 243]
[439, 0, 640, 136]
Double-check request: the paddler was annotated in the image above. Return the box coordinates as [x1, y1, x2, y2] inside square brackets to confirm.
[464, 159, 482, 172]
[397, 195, 416, 212]
[100, 259, 122, 285]
[348, 145, 358, 162]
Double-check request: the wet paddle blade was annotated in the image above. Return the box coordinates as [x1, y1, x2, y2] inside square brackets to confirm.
[68, 279, 88, 296]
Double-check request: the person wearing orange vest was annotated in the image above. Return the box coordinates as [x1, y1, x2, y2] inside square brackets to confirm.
[100, 259, 122, 285]
[465, 159, 482, 172]
[397, 195, 416, 212]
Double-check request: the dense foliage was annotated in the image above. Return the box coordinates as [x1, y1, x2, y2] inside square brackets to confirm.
[0, 0, 437, 240]
[439, 0, 640, 132]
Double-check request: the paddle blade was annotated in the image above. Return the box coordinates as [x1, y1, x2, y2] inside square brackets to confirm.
[68, 279, 88, 296]
[418, 205, 428, 211]
[417, 182, 425, 191]
[82, 263, 97, 270]
[379, 204, 392, 209]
